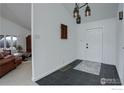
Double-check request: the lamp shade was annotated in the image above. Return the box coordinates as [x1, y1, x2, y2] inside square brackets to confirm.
[85, 5, 91, 16]
[73, 7, 79, 18]
[76, 15, 81, 24]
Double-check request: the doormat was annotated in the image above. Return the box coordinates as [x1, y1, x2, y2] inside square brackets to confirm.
[74, 60, 101, 75]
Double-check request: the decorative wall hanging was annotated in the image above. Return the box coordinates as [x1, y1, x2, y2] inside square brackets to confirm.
[61, 24, 68, 39]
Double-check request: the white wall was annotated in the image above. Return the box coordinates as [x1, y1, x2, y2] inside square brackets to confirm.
[63, 3, 118, 23]
[77, 18, 117, 65]
[32, 4, 77, 81]
[116, 3, 124, 85]
[0, 16, 31, 51]
[80, 3, 118, 23]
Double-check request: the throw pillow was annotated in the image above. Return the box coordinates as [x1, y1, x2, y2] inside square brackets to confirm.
[4, 55, 12, 59]
[0, 48, 3, 52]
[0, 52, 4, 59]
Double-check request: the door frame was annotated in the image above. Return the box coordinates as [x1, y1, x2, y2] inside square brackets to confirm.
[85, 27, 103, 63]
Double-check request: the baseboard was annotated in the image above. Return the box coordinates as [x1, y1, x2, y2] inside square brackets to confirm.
[32, 64, 69, 82]
[32, 65, 63, 82]
[32, 59, 77, 82]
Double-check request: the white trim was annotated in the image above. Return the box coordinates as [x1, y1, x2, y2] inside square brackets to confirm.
[31, 3, 34, 82]
[86, 27, 103, 31]
[32, 58, 76, 82]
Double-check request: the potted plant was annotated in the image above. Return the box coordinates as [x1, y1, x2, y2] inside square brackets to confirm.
[16, 45, 23, 53]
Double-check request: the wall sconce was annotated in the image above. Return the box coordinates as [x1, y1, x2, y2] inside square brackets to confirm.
[119, 11, 123, 20]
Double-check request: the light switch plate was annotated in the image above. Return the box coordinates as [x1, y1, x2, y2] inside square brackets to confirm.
[34, 34, 40, 39]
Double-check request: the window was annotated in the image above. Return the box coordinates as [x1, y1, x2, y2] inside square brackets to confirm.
[12, 36, 18, 48]
[5, 35, 11, 48]
[0, 35, 5, 48]
[0, 35, 18, 49]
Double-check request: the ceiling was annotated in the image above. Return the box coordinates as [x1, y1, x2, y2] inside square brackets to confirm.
[0, 3, 118, 30]
[62, 3, 118, 23]
[0, 3, 31, 30]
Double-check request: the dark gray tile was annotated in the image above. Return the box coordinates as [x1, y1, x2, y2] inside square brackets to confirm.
[36, 60, 121, 85]
[100, 63, 121, 85]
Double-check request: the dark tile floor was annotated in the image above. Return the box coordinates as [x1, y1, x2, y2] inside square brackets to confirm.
[36, 60, 121, 85]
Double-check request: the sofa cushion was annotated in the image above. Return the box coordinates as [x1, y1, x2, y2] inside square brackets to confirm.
[3, 52, 8, 56]
[0, 48, 3, 52]
[0, 55, 15, 66]
[0, 52, 4, 59]
[3, 50, 11, 55]
[4, 55, 12, 59]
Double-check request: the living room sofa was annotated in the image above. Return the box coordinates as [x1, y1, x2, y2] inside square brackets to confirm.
[0, 51, 22, 78]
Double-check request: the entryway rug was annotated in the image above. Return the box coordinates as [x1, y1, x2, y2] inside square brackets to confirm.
[74, 60, 101, 75]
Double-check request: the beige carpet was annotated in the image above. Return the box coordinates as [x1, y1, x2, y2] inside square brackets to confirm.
[0, 61, 37, 85]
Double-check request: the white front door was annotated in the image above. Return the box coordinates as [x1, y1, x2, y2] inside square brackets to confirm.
[85, 28, 102, 63]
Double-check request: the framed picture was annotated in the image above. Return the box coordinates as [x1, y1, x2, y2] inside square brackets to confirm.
[61, 24, 68, 39]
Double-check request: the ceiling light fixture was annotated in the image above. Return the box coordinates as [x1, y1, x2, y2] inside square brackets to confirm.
[73, 3, 91, 24]
[76, 15, 81, 24]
